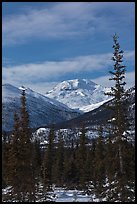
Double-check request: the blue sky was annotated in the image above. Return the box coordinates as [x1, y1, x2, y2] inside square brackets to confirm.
[2, 2, 135, 94]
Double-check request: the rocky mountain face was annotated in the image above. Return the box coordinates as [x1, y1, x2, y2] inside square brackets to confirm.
[2, 84, 80, 132]
[45, 79, 111, 112]
[34, 86, 135, 144]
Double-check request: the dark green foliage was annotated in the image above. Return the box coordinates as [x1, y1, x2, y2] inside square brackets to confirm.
[105, 34, 130, 142]
[93, 126, 106, 201]
[76, 125, 88, 190]
[2, 131, 11, 188]
[104, 34, 135, 202]
[107, 140, 135, 202]
[42, 126, 55, 191]
[63, 141, 79, 188]
[89, 138, 97, 181]
[6, 113, 23, 200]
[53, 131, 65, 186]
[105, 133, 116, 181]
[3, 90, 36, 202]
[17, 90, 36, 201]
[33, 140, 42, 181]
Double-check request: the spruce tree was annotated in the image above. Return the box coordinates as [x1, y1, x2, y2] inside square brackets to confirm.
[76, 125, 88, 191]
[42, 125, 55, 199]
[86, 138, 97, 196]
[105, 34, 135, 202]
[53, 130, 65, 186]
[105, 129, 117, 201]
[63, 139, 78, 189]
[7, 113, 23, 201]
[5, 89, 36, 202]
[33, 140, 42, 183]
[2, 131, 10, 189]
[19, 89, 36, 201]
[93, 126, 106, 201]
[106, 34, 130, 141]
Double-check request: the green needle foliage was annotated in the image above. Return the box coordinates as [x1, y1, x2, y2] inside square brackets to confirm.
[5, 90, 36, 202]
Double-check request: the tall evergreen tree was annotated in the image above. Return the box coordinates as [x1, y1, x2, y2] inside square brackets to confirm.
[53, 130, 65, 186]
[105, 129, 118, 201]
[63, 140, 78, 189]
[86, 138, 97, 196]
[105, 33, 130, 143]
[42, 126, 55, 193]
[93, 126, 106, 201]
[76, 125, 88, 190]
[105, 34, 135, 202]
[5, 89, 36, 202]
[19, 89, 36, 201]
[33, 140, 42, 183]
[2, 131, 11, 189]
[7, 113, 22, 201]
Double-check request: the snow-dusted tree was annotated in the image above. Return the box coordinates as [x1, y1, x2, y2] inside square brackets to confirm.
[53, 130, 65, 186]
[93, 126, 106, 201]
[105, 34, 135, 202]
[105, 33, 130, 169]
[75, 124, 89, 191]
[41, 125, 55, 201]
[86, 138, 97, 196]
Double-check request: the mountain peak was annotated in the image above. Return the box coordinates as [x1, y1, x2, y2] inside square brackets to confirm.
[46, 79, 98, 96]
[50, 79, 97, 92]
[45, 79, 111, 111]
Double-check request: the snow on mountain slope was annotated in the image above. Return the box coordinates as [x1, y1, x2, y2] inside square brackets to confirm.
[45, 79, 111, 112]
[33, 86, 135, 146]
[2, 84, 80, 131]
[80, 98, 112, 112]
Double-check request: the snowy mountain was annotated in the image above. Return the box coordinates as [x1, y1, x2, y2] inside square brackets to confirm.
[2, 84, 80, 131]
[45, 79, 111, 112]
[51, 86, 135, 141]
[33, 86, 135, 146]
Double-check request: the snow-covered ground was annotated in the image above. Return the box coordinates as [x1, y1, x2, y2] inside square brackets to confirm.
[2, 186, 99, 202]
[2, 179, 135, 202]
[50, 189, 93, 202]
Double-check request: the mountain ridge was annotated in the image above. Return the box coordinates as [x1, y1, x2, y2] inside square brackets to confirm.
[45, 78, 111, 111]
[2, 84, 80, 131]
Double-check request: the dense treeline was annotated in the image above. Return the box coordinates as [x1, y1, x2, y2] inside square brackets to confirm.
[2, 34, 135, 202]
[2, 124, 135, 202]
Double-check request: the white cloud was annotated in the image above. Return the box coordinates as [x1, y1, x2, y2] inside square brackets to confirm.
[9, 70, 134, 95]
[2, 2, 134, 46]
[26, 82, 58, 94]
[92, 71, 135, 89]
[2, 50, 135, 93]
[2, 2, 93, 45]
